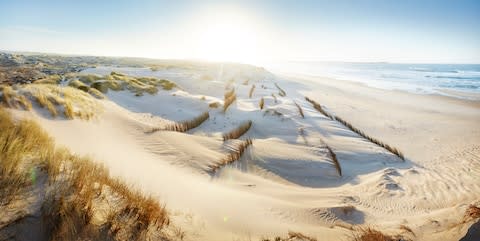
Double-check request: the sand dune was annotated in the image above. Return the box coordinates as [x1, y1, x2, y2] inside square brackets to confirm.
[6, 63, 479, 240]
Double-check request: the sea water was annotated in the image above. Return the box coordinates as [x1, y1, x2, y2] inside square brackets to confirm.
[265, 61, 480, 100]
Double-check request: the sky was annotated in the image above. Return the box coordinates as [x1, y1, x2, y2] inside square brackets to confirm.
[0, 0, 479, 64]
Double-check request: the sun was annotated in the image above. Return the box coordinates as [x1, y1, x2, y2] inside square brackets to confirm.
[189, 8, 262, 63]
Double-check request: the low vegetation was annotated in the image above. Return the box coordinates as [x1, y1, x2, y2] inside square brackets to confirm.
[209, 102, 220, 108]
[350, 227, 403, 241]
[75, 72, 177, 96]
[305, 96, 405, 160]
[294, 101, 305, 118]
[166, 111, 210, 132]
[223, 88, 237, 112]
[223, 120, 252, 141]
[261, 231, 317, 241]
[0, 107, 173, 240]
[0, 84, 101, 120]
[271, 93, 278, 103]
[305, 97, 334, 119]
[34, 74, 62, 84]
[209, 139, 253, 173]
[259, 97, 265, 110]
[249, 84, 256, 98]
[148, 111, 210, 133]
[463, 204, 480, 223]
[326, 146, 342, 176]
[274, 83, 286, 97]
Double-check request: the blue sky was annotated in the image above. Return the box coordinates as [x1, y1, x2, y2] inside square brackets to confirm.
[1, 0, 479, 63]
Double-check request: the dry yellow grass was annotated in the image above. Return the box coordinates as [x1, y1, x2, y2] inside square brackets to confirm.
[350, 227, 402, 241]
[87, 87, 105, 99]
[259, 97, 265, 110]
[0, 85, 15, 107]
[261, 231, 317, 241]
[223, 89, 237, 112]
[271, 93, 278, 103]
[326, 145, 341, 176]
[209, 139, 253, 173]
[274, 83, 286, 97]
[34, 75, 62, 84]
[463, 204, 480, 223]
[209, 102, 220, 108]
[76, 72, 176, 96]
[305, 97, 334, 119]
[147, 111, 210, 133]
[0, 107, 173, 240]
[294, 101, 305, 118]
[0, 84, 102, 120]
[249, 84, 256, 98]
[223, 120, 252, 141]
[168, 111, 210, 132]
[0, 85, 32, 110]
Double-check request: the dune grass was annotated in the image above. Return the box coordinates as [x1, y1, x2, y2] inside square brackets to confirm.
[294, 101, 305, 118]
[463, 204, 480, 223]
[34, 74, 62, 84]
[209, 139, 253, 173]
[261, 231, 317, 241]
[305, 97, 334, 119]
[259, 97, 265, 110]
[223, 89, 237, 112]
[167, 111, 209, 132]
[274, 83, 286, 97]
[326, 145, 342, 176]
[75, 72, 176, 96]
[249, 84, 256, 98]
[0, 107, 172, 240]
[223, 120, 252, 141]
[144, 111, 210, 133]
[0, 84, 101, 120]
[305, 96, 405, 161]
[0, 85, 31, 110]
[209, 102, 220, 108]
[271, 93, 278, 103]
[351, 227, 400, 241]
[224, 88, 235, 99]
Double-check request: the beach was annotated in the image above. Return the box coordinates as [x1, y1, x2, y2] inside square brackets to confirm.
[9, 64, 478, 240]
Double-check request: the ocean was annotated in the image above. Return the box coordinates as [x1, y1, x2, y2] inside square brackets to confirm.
[264, 61, 480, 100]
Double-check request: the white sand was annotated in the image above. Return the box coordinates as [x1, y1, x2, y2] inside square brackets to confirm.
[18, 64, 480, 240]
